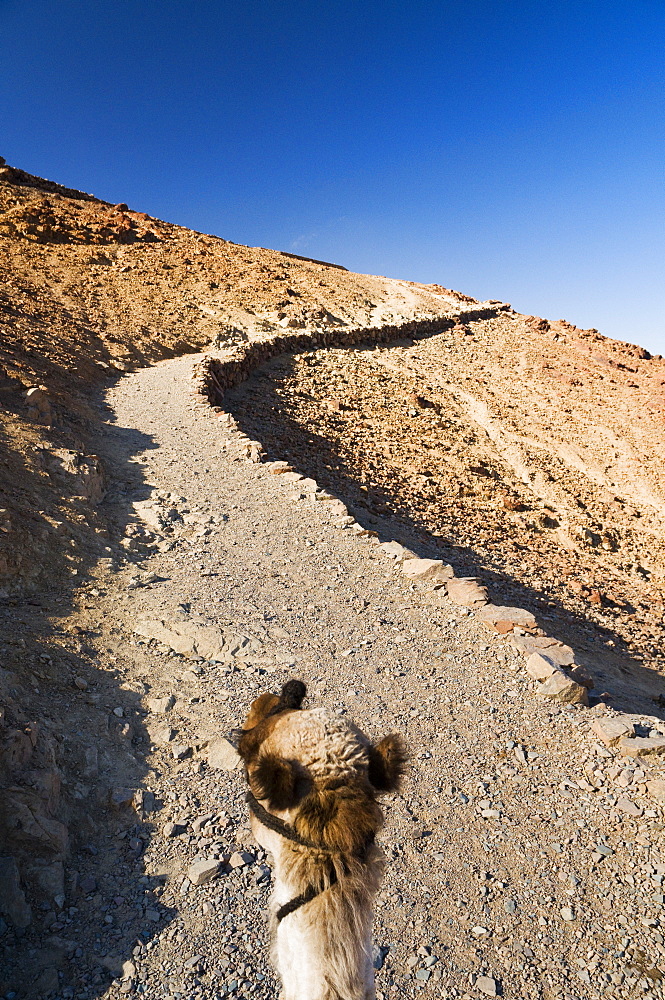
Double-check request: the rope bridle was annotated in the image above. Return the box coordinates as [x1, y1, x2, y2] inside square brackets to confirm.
[246, 790, 373, 922]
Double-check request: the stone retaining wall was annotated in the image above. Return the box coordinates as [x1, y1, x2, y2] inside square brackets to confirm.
[193, 308, 505, 405]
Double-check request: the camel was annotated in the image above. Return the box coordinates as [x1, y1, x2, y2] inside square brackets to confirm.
[235, 680, 406, 1000]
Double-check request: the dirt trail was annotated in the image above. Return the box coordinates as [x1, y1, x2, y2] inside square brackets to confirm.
[4, 351, 665, 1000]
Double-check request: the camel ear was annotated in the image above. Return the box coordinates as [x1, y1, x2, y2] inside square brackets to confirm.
[367, 734, 408, 792]
[250, 753, 299, 811]
[295, 787, 382, 853]
[243, 692, 281, 731]
[277, 679, 306, 709]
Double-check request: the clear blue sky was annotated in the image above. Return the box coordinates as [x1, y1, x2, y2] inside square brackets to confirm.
[1, 1, 663, 353]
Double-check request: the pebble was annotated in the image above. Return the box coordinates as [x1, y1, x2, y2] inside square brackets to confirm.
[121, 960, 136, 980]
[229, 851, 254, 869]
[162, 821, 183, 838]
[616, 796, 642, 816]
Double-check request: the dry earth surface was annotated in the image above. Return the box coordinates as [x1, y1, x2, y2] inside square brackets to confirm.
[1, 160, 665, 1000]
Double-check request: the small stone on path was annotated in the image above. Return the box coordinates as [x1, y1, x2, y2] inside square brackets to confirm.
[525, 652, 559, 681]
[147, 695, 175, 714]
[646, 779, 665, 803]
[207, 737, 241, 771]
[476, 974, 500, 996]
[446, 577, 489, 607]
[229, 850, 254, 869]
[616, 797, 642, 817]
[187, 859, 221, 886]
[476, 604, 536, 627]
[401, 557, 453, 583]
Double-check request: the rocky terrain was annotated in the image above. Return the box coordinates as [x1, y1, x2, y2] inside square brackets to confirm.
[1, 158, 665, 1000]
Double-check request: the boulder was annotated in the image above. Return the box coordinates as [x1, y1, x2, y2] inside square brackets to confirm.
[44, 449, 105, 503]
[131, 500, 167, 531]
[134, 616, 239, 661]
[326, 499, 349, 516]
[618, 736, 665, 758]
[1, 729, 34, 770]
[33, 967, 59, 995]
[26, 860, 64, 904]
[378, 540, 411, 560]
[133, 789, 156, 817]
[146, 722, 175, 745]
[511, 635, 575, 665]
[109, 787, 135, 809]
[25, 386, 53, 424]
[2, 791, 68, 856]
[476, 605, 536, 627]
[569, 664, 595, 690]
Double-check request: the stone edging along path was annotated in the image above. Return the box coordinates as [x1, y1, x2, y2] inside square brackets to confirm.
[190, 312, 665, 771]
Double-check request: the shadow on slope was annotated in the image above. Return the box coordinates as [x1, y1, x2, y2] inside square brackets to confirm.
[224, 348, 665, 724]
[0, 385, 179, 999]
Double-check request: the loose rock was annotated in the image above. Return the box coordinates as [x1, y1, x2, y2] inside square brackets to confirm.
[187, 859, 222, 886]
[590, 716, 635, 747]
[537, 671, 589, 705]
[207, 737, 241, 771]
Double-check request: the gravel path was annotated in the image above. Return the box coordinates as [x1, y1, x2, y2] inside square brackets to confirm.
[42, 352, 665, 1000]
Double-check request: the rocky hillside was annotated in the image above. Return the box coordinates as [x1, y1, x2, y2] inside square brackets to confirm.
[0, 156, 473, 595]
